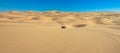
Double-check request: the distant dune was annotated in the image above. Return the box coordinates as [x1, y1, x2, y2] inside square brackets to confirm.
[0, 11, 120, 53]
[0, 11, 120, 27]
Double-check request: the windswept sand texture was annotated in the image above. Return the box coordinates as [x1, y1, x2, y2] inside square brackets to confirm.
[0, 11, 120, 53]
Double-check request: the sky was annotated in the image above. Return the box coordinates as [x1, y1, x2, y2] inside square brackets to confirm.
[0, 0, 120, 12]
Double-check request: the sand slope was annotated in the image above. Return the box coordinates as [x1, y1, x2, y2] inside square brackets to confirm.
[0, 11, 120, 53]
[0, 23, 120, 53]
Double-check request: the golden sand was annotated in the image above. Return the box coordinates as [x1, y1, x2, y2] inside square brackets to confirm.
[0, 11, 120, 53]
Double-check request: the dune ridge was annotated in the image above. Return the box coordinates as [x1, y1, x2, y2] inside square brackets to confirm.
[0, 11, 120, 27]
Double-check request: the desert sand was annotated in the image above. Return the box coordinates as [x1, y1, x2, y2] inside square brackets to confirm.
[0, 11, 120, 53]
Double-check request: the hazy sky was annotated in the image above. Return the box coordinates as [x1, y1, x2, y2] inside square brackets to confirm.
[0, 0, 120, 12]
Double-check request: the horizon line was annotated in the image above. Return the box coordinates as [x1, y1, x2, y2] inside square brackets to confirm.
[0, 10, 120, 13]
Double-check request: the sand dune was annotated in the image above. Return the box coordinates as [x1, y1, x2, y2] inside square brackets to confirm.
[0, 11, 120, 53]
[0, 11, 120, 26]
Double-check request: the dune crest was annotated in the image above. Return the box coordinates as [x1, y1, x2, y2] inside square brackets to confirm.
[0, 11, 120, 27]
